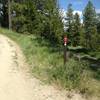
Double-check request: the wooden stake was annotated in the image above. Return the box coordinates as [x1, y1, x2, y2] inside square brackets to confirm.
[64, 45, 67, 65]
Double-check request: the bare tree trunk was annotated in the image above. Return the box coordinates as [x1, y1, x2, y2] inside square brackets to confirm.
[8, 0, 12, 29]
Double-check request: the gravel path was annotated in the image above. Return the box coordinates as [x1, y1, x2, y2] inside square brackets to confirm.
[0, 34, 86, 100]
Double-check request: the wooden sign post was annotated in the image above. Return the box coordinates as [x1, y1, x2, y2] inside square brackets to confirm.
[63, 36, 68, 65]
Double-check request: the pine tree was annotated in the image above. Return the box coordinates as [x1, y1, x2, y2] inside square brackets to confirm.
[96, 13, 100, 34]
[39, 0, 64, 44]
[66, 4, 74, 45]
[96, 14, 100, 51]
[83, 1, 97, 50]
[11, 1, 27, 32]
[73, 13, 81, 46]
[25, 0, 37, 33]
[12, 0, 37, 33]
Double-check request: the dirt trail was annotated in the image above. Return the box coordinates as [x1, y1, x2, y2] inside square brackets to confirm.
[0, 34, 86, 100]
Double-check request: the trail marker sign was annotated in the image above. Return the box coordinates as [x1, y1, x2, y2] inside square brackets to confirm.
[64, 36, 68, 46]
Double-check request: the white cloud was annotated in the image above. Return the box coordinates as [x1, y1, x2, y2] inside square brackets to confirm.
[59, 9, 83, 25]
[73, 10, 82, 17]
[73, 10, 83, 23]
[96, 9, 100, 13]
[59, 9, 66, 18]
[59, 9, 82, 18]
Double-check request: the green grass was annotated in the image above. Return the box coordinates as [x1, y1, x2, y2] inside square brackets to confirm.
[0, 28, 100, 99]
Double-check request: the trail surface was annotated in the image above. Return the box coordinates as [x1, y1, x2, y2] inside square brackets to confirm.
[0, 34, 86, 100]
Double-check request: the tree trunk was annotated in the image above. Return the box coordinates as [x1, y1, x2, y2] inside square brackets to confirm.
[8, 0, 12, 29]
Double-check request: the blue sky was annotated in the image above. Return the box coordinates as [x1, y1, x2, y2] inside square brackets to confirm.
[59, 0, 100, 13]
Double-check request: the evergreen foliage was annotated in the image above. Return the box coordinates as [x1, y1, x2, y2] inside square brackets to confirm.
[73, 13, 81, 46]
[97, 14, 100, 33]
[11, 0, 64, 44]
[0, 0, 99, 50]
[66, 4, 74, 45]
[83, 1, 98, 50]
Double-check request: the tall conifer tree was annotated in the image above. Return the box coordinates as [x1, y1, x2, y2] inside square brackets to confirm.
[83, 1, 97, 50]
